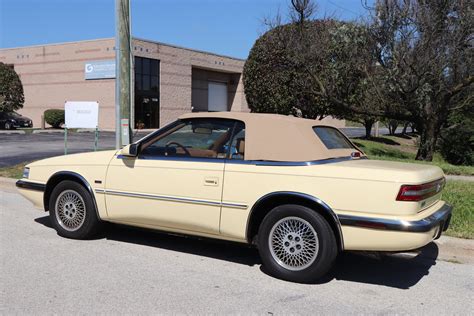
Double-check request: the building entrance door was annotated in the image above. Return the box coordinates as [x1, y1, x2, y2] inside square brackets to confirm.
[134, 56, 160, 129]
[135, 95, 159, 129]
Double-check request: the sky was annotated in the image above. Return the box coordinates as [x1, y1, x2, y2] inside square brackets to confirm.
[0, 0, 374, 59]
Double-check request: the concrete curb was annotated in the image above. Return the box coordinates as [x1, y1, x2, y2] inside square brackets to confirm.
[0, 130, 25, 134]
[32, 129, 64, 134]
[435, 236, 474, 264]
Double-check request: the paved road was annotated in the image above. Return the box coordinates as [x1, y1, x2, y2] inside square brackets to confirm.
[0, 127, 396, 168]
[0, 131, 148, 168]
[1, 185, 473, 314]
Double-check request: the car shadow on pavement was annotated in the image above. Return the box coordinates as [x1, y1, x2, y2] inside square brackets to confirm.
[35, 216, 438, 289]
[34, 216, 261, 266]
[329, 243, 439, 289]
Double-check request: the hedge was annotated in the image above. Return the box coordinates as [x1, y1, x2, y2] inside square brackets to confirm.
[44, 109, 65, 128]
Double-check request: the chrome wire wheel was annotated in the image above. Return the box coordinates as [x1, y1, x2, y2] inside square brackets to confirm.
[269, 216, 319, 271]
[54, 190, 86, 232]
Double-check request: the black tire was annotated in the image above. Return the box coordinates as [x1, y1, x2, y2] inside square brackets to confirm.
[49, 180, 102, 239]
[257, 204, 338, 283]
[4, 122, 12, 130]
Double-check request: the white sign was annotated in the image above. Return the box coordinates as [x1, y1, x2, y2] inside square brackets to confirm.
[65, 101, 99, 128]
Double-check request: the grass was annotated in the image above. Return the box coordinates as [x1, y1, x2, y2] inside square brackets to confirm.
[443, 180, 474, 239]
[353, 136, 474, 176]
[0, 162, 28, 179]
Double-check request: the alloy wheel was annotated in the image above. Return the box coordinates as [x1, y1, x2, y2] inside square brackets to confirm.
[268, 216, 319, 271]
[54, 190, 86, 232]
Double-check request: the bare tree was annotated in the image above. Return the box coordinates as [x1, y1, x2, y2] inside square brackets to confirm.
[369, 0, 474, 161]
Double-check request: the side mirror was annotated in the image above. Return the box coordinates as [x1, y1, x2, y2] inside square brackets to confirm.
[120, 143, 138, 157]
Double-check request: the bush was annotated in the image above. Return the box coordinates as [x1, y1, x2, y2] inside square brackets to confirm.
[440, 126, 474, 166]
[44, 109, 64, 128]
[439, 104, 474, 166]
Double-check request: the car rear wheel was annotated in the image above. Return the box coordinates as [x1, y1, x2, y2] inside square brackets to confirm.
[257, 204, 337, 283]
[49, 180, 102, 239]
[4, 122, 12, 130]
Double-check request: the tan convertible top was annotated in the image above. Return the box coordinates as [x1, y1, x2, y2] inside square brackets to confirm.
[179, 112, 361, 162]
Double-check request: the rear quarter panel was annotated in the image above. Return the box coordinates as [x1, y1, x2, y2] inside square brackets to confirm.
[220, 161, 441, 241]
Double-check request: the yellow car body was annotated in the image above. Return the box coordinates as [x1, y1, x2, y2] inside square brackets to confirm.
[16, 112, 451, 282]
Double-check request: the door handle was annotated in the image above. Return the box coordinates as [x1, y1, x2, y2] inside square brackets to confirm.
[204, 177, 219, 186]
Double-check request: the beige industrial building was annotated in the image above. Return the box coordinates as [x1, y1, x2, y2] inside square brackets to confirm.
[0, 37, 343, 130]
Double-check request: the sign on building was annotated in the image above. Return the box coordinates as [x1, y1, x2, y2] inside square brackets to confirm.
[65, 101, 99, 128]
[84, 60, 116, 80]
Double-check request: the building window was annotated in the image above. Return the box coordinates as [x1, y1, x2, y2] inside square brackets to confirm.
[134, 56, 160, 129]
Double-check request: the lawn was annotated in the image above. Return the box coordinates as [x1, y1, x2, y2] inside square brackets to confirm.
[0, 162, 28, 179]
[353, 135, 474, 176]
[443, 180, 474, 239]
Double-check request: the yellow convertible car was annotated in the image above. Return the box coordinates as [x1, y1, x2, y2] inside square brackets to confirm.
[16, 112, 451, 283]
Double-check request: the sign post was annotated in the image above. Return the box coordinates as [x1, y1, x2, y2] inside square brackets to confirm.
[64, 101, 100, 155]
[64, 126, 68, 155]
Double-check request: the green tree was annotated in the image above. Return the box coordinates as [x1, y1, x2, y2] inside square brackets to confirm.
[243, 1, 378, 122]
[0, 62, 24, 112]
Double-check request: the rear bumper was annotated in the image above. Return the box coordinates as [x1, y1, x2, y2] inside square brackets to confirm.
[339, 203, 452, 234]
[339, 203, 452, 251]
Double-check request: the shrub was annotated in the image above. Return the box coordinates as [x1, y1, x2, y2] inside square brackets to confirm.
[439, 103, 474, 166]
[44, 109, 65, 128]
[440, 126, 474, 166]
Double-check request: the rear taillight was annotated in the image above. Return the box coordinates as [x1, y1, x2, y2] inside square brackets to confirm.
[396, 178, 445, 202]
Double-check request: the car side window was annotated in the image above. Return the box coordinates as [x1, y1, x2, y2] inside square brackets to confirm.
[228, 122, 245, 160]
[313, 126, 353, 149]
[139, 118, 236, 159]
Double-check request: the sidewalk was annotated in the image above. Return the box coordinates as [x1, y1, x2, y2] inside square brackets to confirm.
[446, 175, 474, 182]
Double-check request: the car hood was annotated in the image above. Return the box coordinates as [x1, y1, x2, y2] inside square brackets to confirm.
[27, 150, 119, 167]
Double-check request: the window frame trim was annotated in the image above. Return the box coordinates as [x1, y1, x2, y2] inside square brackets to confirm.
[134, 118, 245, 161]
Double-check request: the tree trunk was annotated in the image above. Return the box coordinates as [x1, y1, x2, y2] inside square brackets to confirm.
[388, 120, 398, 135]
[364, 119, 374, 139]
[415, 120, 437, 161]
[402, 122, 409, 135]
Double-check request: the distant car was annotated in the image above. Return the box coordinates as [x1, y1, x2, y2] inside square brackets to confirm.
[16, 112, 451, 283]
[0, 111, 33, 129]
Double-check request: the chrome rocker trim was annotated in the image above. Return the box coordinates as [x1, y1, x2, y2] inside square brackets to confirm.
[338, 203, 452, 233]
[16, 180, 46, 192]
[95, 189, 248, 210]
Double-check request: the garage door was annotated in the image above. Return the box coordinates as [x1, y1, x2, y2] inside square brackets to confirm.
[208, 82, 228, 112]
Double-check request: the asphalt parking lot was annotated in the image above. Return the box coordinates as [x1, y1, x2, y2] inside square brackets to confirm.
[0, 127, 397, 167]
[0, 131, 147, 168]
[1, 181, 472, 314]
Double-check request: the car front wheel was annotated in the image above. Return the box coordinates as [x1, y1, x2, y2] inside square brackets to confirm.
[257, 204, 338, 283]
[49, 180, 102, 239]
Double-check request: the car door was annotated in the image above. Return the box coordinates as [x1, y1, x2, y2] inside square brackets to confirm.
[104, 118, 238, 235]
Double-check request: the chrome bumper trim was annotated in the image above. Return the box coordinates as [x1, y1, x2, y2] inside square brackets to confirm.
[338, 203, 452, 233]
[95, 188, 248, 210]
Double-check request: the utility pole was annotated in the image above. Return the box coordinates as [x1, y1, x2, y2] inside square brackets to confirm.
[115, 0, 132, 149]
